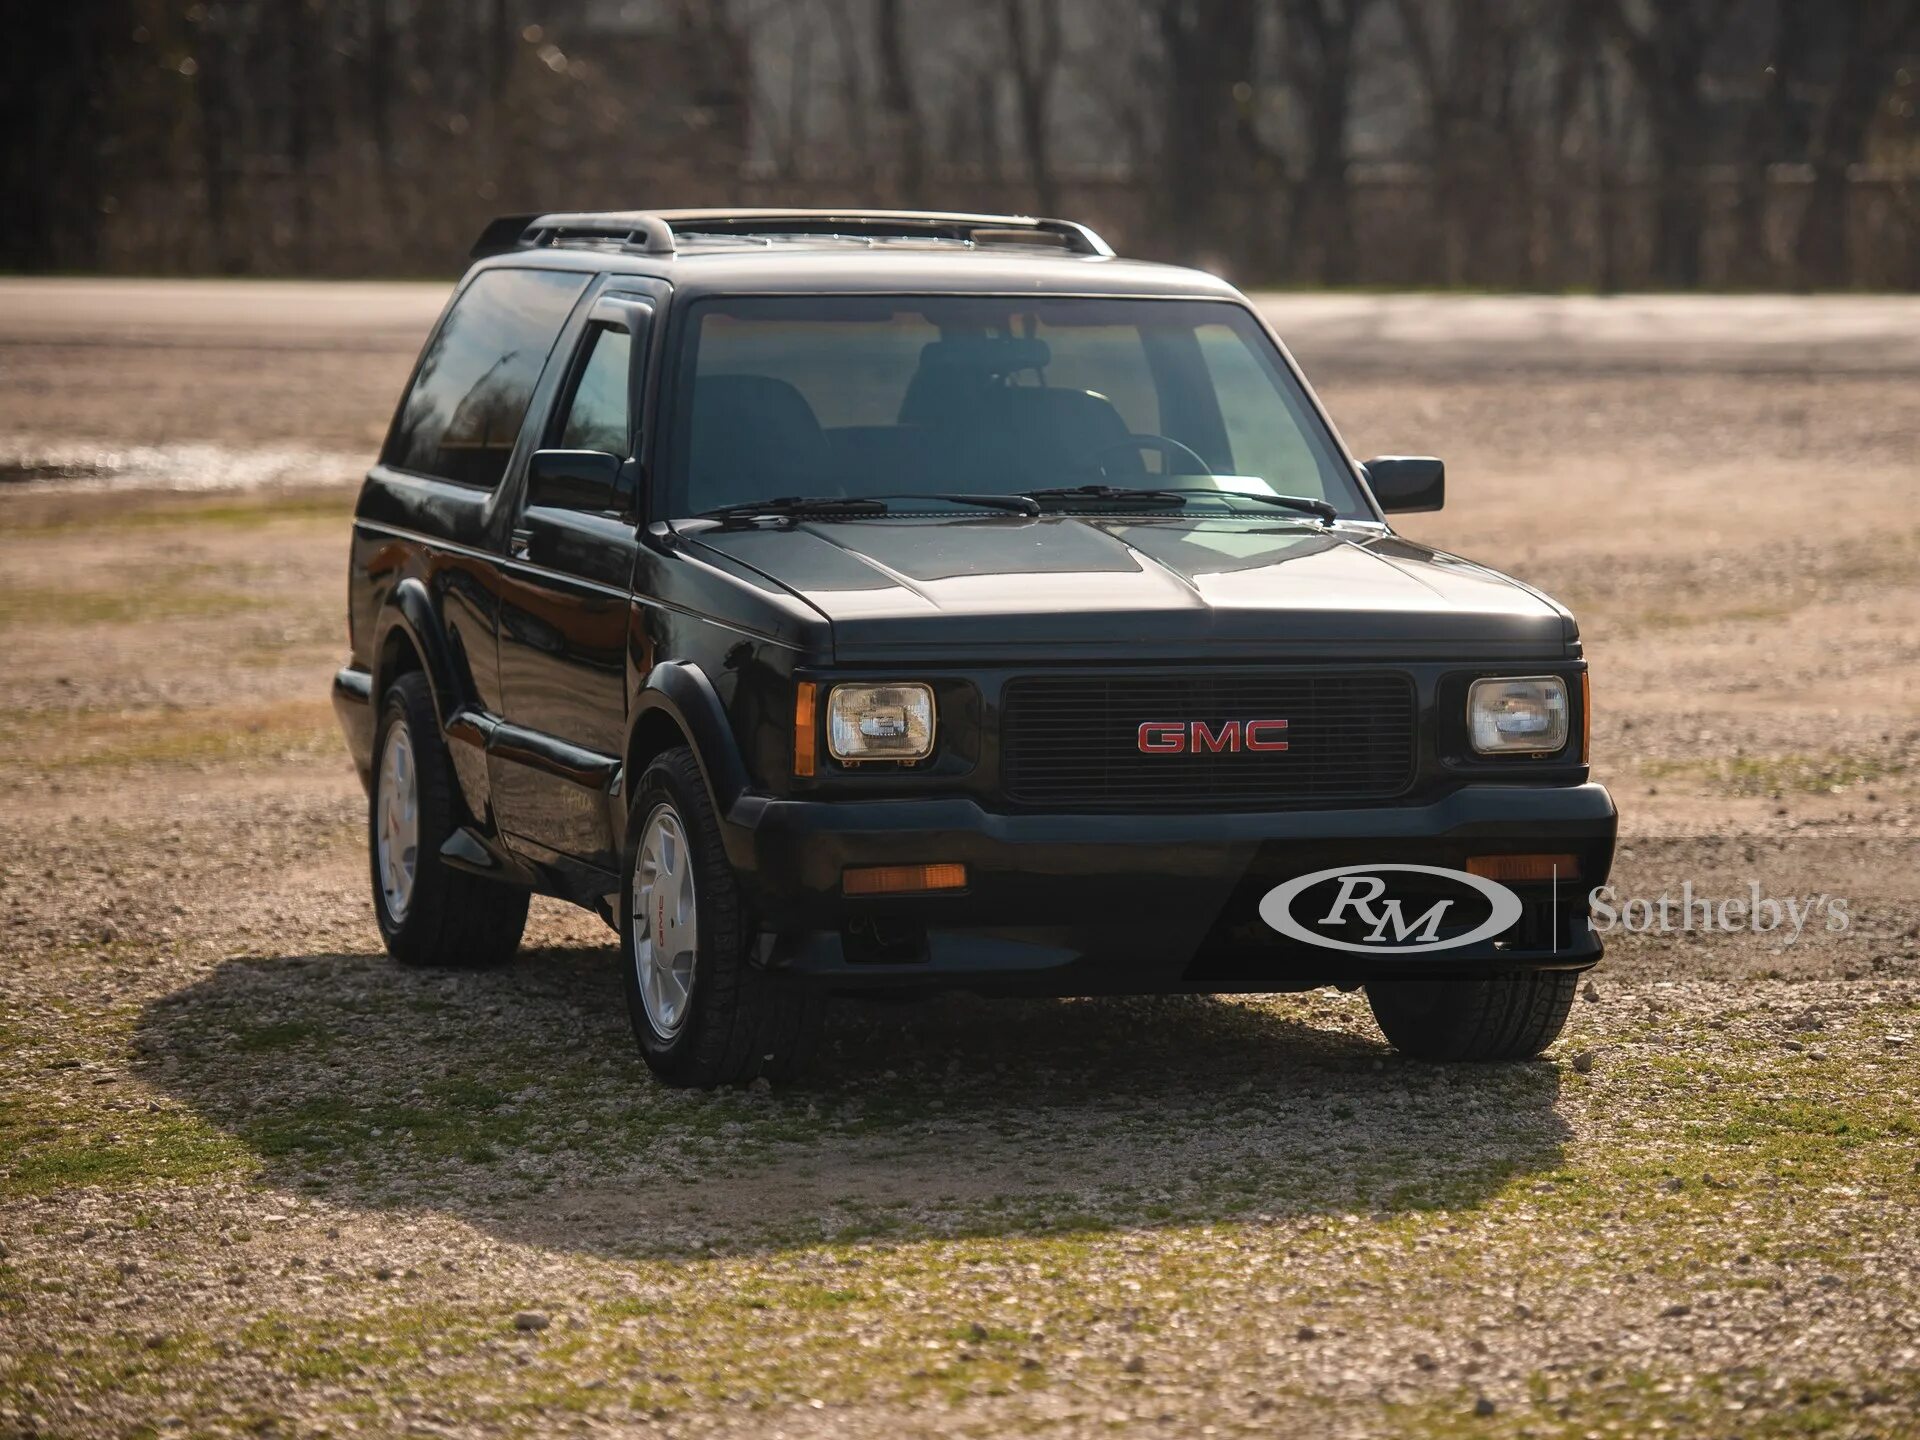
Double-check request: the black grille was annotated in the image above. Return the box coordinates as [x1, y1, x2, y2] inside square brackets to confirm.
[1000, 671, 1417, 808]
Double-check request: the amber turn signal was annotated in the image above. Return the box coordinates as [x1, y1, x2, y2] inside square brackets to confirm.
[842, 863, 968, 896]
[1467, 854, 1579, 883]
[1581, 670, 1592, 764]
[793, 681, 818, 777]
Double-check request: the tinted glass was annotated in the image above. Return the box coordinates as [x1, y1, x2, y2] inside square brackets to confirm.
[386, 268, 586, 487]
[558, 326, 632, 455]
[664, 296, 1363, 517]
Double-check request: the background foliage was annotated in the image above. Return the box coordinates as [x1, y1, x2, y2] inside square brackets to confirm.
[5, 0, 1917, 287]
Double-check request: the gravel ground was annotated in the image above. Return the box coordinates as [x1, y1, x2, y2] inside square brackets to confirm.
[2, 285, 1917, 1439]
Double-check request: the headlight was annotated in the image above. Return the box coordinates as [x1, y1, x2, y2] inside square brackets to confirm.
[1468, 676, 1569, 755]
[827, 683, 935, 762]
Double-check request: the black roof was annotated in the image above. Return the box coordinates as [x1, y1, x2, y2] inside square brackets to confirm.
[464, 208, 1240, 300]
[472, 208, 1116, 260]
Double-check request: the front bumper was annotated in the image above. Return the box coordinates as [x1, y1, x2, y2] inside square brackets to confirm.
[726, 782, 1618, 994]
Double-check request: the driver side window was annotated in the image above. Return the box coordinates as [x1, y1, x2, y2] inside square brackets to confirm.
[558, 325, 632, 455]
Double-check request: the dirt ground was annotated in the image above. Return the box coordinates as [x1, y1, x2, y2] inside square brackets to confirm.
[1, 281, 1916, 1439]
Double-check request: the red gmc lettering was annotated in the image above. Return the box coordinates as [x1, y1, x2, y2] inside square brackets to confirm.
[1136, 719, 1290, 754]
[1244, 719, 1290, 751]
[1190, 720, 1239, 753]
[1136, 722, 1188, 753]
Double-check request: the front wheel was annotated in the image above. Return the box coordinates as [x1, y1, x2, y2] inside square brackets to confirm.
[1365, 972, 1579, 1062]
[621, 746, 823, 1088]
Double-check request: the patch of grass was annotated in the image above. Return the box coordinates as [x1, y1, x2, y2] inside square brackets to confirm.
[0, 579, 259, 628]
[1376, 1367, 1916, 1438]
[238, 1304, 489, 1385]
[0, 699, 336, 771]
[0, 1095, 254, 1199]
[244, 1085, 549, 1168]
[0, 1327, 214, 1415]
[598, 1296, 671, 1320]
[227, 1020, 330, 1053]
[0, 489, 355, 536]
[1630, 600, 1796, 631]
[1642, 750, 1909, 796]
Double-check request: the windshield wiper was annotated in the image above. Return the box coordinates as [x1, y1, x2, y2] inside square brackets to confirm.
[861, 491, 1042, 516]
[1024, 484, 1339, 524]
[697, 495, 891, 525]
[697, 491, 1041, 524]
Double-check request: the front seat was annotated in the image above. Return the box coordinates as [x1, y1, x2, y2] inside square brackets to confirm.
[988, 385, 1144, 484]
[686, 374, 831, 510]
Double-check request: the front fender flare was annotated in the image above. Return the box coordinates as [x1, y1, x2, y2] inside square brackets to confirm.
[628, 660, 752, 819]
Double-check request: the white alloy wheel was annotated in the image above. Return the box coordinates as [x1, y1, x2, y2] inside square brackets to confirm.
[633, 801, 698, 1039]
[376, 719, 420, 922]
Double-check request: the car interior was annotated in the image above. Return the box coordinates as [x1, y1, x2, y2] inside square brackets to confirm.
[684, 336, 1166, 510]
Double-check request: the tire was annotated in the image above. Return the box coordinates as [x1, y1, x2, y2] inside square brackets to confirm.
[1365, 971, 1579, 1062]
[621, 746, 823, 1088]
[370, 673, 529, 968]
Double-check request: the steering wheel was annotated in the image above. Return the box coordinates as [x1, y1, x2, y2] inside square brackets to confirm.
[1074, 433, 1215, 480]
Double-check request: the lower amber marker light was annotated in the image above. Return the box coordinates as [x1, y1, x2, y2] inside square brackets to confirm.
[842, 863, 969, 896]
[1467, 854, 1579, 883]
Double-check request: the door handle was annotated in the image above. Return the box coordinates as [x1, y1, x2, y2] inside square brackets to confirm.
[509, 527, 533, 560]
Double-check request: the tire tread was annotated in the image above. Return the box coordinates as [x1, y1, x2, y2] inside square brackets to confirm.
[625, 747, 822, 1087]
[1366, 971, 1578, 1062]
[374, 674, 529, 969]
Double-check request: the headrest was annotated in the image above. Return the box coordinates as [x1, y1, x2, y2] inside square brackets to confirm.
[916, 337, 1052, 375]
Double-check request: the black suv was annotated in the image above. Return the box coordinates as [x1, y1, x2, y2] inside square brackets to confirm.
[333, 208, 1616, 1087]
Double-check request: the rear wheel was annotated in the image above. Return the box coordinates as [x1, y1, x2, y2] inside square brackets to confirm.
[622, 746, 823, 1088]
[370, 673, 529, 967]
[1365, 972, 1579, 1062]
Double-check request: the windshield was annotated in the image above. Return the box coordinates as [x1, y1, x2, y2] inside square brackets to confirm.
[663, 296, 1370, 519]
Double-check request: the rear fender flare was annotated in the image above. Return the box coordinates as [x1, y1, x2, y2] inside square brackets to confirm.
[373, 577, 468, 730]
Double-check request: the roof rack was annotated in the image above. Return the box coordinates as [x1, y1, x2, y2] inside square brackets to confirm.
[469, 208, 1115, 260]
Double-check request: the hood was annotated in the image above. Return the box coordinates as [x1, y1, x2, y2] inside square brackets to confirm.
[686, 514, 1572, 662]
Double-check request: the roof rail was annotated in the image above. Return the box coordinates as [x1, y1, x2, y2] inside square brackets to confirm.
[469, 208, 1115, 260]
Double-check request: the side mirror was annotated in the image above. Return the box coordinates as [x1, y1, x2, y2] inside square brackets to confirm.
[1362, 456, 1445, 514]
[526, 449, 624, 512]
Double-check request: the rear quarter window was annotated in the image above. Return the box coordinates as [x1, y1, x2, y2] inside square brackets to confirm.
[385, 268, 587, 488]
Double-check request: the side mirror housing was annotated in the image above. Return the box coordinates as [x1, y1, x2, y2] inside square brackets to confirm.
[1362, 456, 1445, 514]
[526, 449, 624, 512]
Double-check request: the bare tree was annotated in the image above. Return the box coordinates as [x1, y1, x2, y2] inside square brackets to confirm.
[1151, 0, 1264, 265]
[873, 0, 926, 202]
[1796, 0, 1920, 287]
[1279, 0, 1375, 285]
[1727, 0, 1806, 284]
[977, 67, 1007, 182]
[188, 4, 242, 273]
[820, 0, 872, 175]
[284, 0, 326, 271]
[785, 5, 818, 180]
[1532, 0, 1604, 287]
[1393, 0, 1528, 285]
[1596, 0, 1740, 289]
[14, 0, 1920, 288]
[1002, 0, 1067, 213]
[366, 0, 395, 191]
[1588, 42, 1626, 293]
[0, 6, 123, 269]
[1073, 11, 1155, 191]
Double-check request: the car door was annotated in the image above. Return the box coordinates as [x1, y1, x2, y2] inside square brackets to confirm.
[489, 293, 654, 874]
